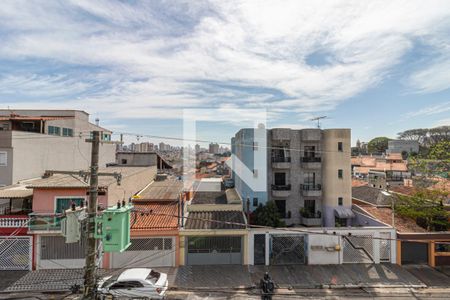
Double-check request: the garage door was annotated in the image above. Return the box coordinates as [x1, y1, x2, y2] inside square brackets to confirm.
[0, 236, 32, 270]
[187, 236, 242, 265]
[111, 237, 175, 268]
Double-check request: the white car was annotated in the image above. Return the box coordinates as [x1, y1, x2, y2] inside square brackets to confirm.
[97, 268, 168, 299]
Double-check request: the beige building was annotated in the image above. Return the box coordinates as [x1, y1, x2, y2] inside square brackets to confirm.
[0, 109, 115, 186]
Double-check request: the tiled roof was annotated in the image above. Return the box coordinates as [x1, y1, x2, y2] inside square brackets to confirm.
[352, 179, 368, 187]
[185, 211, 246, 230]
[359, 205, 427, 233]
[137, 178, 184, 201]
[352, 186, 393, 206]
[131, 202, 179, 231]
[27, 167, 152, 189]
[0, 185, 33, 198]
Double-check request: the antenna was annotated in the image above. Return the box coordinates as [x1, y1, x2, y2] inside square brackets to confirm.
[310, 116, 327, 129]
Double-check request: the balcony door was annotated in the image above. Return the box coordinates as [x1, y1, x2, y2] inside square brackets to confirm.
[55, 197, 85, 213]
[274, 172, 286, 186]
[304, 172, 316, 186]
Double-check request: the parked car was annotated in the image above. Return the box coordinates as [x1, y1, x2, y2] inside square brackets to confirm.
[97, 268, 168, 299]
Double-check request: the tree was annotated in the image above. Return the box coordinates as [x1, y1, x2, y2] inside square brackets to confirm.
[367, 137, 390, 154]
[428, 141, 450, 160]
[252, 201, 285, 227]
[395, 189, 449, 231]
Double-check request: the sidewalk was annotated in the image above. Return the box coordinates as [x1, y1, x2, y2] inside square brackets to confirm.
[2, 263, 445, 293]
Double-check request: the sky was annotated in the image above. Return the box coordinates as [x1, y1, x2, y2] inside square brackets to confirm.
[0, 0, 450, 146]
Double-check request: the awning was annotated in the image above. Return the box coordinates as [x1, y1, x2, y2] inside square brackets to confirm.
[334, 207, 355, 219]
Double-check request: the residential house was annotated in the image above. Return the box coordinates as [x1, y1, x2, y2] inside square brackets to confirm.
[0, 109, 115, 186]
[109, 175, 187, 268]
[116, 151, 173, 170]
[232, 127, 352, 227]
[352, 185, 450, 267]
[179, 178, 248, 265]
[352, 153, 410, 185]
[26, 166, 156, 270]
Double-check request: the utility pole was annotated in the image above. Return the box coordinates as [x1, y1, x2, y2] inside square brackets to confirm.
[84, 130, 100, 299]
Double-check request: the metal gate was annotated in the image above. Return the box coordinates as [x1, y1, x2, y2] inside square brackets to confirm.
[187, 236, 242, 265]
[270, 235, 306, 265]
[343, 235, 374, 263]
[0, 236, 32, 270]
[111, 237, 175, 268]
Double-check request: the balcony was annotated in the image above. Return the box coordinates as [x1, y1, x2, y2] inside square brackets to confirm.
[300, 184, 322, 197]
[300, 214, 322, 227]
[301, 156, 321, 168]
[0, 215, 29, 228]
[272, 184, 291, 197]
[272, 157, 291, 169]
[28, 213, 63, 232]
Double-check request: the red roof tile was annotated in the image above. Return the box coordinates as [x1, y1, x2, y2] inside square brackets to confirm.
[131, 202, 179, 231]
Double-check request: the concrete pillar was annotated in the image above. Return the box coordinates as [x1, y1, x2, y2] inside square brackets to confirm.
[428, 241, 435, 267]
[265, 232, 270, 266]
[396, 240, 402, 265]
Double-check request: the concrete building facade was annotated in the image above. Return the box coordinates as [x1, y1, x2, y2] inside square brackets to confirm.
[0, 110, 115, 186]
[386, 140, 419, 154]
[232, 127, 352, 227]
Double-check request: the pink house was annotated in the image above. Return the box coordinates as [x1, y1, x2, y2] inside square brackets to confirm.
[26, 166, 156, 270]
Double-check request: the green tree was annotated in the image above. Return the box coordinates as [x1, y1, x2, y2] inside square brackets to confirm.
[367, 137, 390, 154]
[252, 201, 285, 227]
[428, 141, 450, 160]
[395, 189, 449, 231]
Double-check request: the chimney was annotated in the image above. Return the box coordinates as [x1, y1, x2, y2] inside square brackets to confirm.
[95, 117, 100, 126]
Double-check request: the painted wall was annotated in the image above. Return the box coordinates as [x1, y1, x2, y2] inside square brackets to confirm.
[32, 188, 107, 213]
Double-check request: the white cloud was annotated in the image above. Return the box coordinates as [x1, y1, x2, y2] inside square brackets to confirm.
[0, 0, 450, 124]
[403, 101, 450, 118]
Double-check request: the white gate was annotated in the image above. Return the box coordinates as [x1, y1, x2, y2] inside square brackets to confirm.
[111, 237, 175, 268]
[0, 236, 32, 270]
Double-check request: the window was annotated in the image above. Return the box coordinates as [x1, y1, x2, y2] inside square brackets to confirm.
[338, 169, 343, 179]
[121, 159, 128, 164]
[253, 197, 258, 207]
[110, 281, 144, 289]
[338, 197, 343, 206]
[304, 145, 316, 158]
[274, 172, 286, 185]
[338, 142, 343, 152]
[0, 151, 7, 166]
[304, 199, 316, 214]
[62, 128, 73, 137]
[335, 217, 346, 227]
[55, 197, 85, 213]
[304, 172, 316, 185]
[275, 200, 286, 218]
[102, 133, 111, 141]
[48, 126, 61, 136]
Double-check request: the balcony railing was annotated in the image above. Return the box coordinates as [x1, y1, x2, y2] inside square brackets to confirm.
[272, 184, 291, 190]
[28, 213, 63, 232]
[301, 156, 321, 163]
[300, 184, 322, 191]
[0, 216, 29, 228]
[272, 157, 291, 163]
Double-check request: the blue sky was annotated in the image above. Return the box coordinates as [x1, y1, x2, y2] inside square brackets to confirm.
[0, 0, 450, 146]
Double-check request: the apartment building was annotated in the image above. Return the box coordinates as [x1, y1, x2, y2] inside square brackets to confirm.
[232, 127, 352, 227]
[0, 109, 115, 186]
